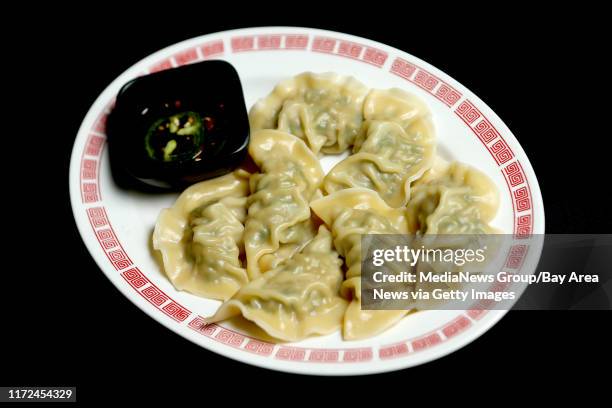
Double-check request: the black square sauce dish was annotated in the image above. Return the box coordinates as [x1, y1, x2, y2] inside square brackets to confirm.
[107, 60, 250, 191]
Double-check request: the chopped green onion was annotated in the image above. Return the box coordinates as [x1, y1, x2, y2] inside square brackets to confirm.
[163, 139, 177, 161]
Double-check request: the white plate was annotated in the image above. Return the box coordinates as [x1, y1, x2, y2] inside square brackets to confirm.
[69, 27, 544, 375]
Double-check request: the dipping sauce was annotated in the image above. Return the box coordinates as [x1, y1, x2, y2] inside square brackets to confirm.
[107, 60, 250, 190]
[144, 111, 205, 163]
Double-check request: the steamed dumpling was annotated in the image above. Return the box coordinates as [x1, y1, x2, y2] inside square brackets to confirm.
[406, 161, 501, 308]
[153, 71, 503, 343]
[249, 72, 369, 154]
[362, 88, 430, 131]
[244, 130, 324, 279]
[153, 170, 250, 300]
[310, 188, 410, 340]
[206, 226, 347, 342]
[324, 117, 435, 207]
[406, 160, 499, 234]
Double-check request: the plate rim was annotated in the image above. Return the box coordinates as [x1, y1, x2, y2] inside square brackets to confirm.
[69, 26, 545, 375]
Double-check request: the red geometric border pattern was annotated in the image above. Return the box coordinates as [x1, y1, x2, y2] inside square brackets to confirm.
[86, 206, 132, 271]
[80, 133, 105, 203]
[442, 315, 472, 339]
[311, 36, 388, 68]
[390, 57, 462, 107]
[147, 39, 225, 73]
[78, 32, 541, 364]
[230, 34, 309, 53]
[388, 56, 533, 237]
[515, 214, 532, 239]
[186, 316, 373, 363]
[501, 160, 534, 237]
[228, 33, 389, 70]
[379, 315, 472, 360]
[505, 244, 529, 270]
[467, 308, 488, 320]
[81, 159, 97, 180]
[455, 100, 515, 165]
[453, 99, 533, 236]
[79, 100, 113, 204]
[379, 342, 410, 359]
[121, 268, 191, 322]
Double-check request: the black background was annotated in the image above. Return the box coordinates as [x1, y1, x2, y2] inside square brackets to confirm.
[3, 4, 609, 401]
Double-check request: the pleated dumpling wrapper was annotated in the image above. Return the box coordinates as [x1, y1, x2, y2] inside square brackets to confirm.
[153, 170, 250, 300]
[249, 72, 369, 154]
[362, 88, 430, 130]
[206, 226, 347, 342]
[405, 160, 500, 308]
[406, 160, 499, 234]
[245, 130, 324, 279]
[324, 89, 435, 207]
[310, 188, 412, 340]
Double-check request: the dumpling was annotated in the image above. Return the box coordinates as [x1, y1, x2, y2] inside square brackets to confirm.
[323, 117, 435, 207]
[249, 72, 369, 154]
[244, 129, 324, 279]
[310, 188, 411, 340]
[206, 226, 347, 342]
[406, 160, 499, 234]
[362, 88, 430, 131]
[153, 170, 250, 300]
[405, 161, 500, 308]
